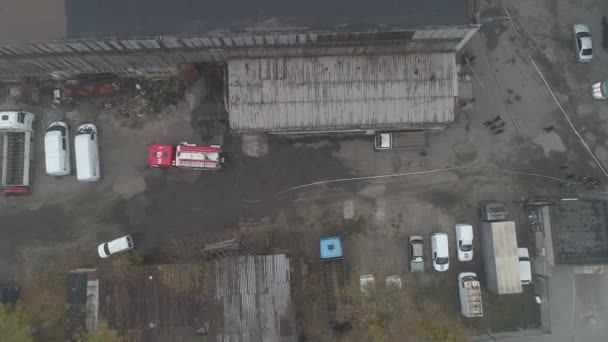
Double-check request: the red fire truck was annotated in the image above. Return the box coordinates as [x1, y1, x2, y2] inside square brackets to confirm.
[148, 142, 224, 171]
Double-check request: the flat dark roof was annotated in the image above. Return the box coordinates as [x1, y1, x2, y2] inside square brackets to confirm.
[551, 200, 608, 264]
[64, 0, 469, 39]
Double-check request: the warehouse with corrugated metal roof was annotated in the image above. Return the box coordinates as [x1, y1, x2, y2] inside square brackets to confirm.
[229, 53, 459, 133]
[67, 255, 297, 342]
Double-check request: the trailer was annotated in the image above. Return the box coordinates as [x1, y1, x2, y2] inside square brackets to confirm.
[148, 142, 224, 171]
[0, 111, 35, 195]
[374, 131, 429, 150]
[320, 236, 349, 329]
[458, 272, 483, 317]
[479, 221, 522, 294]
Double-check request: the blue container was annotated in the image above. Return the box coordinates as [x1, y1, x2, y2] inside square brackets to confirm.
[320, 236, 343, 260]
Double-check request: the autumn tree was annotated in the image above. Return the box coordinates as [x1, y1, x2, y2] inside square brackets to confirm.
[346, 275, 471, 342]
[0, 303, 34, 342]
[79, 321, 119, 342]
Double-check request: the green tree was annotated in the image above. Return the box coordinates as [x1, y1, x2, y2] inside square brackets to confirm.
[0, 303, 34, 342]
[346, 275, 471, 342]
[79, 321, 119, 342]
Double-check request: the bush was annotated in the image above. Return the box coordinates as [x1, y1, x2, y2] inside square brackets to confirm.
[0, 303, 34, 342]
[345, 276, 471, 342]
[78, 321, 119, 342]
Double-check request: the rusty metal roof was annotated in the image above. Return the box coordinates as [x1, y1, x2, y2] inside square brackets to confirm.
[228, 53, 458, 132]
[95, 255, 296, 342]
[214, 255, 294, 341]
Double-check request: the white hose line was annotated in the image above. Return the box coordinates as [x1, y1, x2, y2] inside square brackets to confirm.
[273, 166, 577, 196]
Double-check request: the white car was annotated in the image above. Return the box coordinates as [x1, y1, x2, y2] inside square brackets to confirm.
[97, 235, 134, 258]
[455, 224, 474, 262]
[573, 24, 593, 62]
[518, 248, 532, 285]
[431, 232, 449, 272]
[592, 81, 608, 99]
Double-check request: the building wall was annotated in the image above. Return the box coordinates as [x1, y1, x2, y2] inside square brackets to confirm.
[0, 27, 477, 81]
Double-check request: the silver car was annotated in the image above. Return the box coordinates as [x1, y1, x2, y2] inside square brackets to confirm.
[573, 24, 593, 62]
[409, 236, 424, 272]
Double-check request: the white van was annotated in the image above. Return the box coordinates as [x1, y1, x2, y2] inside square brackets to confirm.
[44, 121, 70, 176]
[74, 123, 100, 182]
[431, 232, 449, 272]
[455, 223, 474, 262]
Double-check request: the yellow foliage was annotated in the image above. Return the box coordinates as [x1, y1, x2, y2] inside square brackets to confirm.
[0, 303, 34, 342]
[79, 321, 119, 342]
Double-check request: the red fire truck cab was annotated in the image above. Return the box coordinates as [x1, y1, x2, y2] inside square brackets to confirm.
[148, 142, 224, 171]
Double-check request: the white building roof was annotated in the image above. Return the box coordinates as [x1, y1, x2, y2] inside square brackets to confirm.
[228, 53, 458, 132]
[488, 221, 522, 294]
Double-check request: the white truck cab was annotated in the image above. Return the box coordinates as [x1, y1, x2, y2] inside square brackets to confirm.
[431, 232, 449, 272]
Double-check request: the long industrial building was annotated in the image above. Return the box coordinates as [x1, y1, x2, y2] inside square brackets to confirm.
[0, 0, 478, 133]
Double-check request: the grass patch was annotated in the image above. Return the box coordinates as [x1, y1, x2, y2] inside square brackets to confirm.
[471, 287, 541, 333]
[157, 264, 207, 296]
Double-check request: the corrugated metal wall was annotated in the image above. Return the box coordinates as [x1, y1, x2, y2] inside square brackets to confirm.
[0, 27, 476, 81]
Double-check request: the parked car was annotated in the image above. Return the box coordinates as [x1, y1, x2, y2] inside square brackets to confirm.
[409, 235, 424, 272]
[592, 81, 608, 99]
[603, 16, 608, 51]
[455, 224, 474, 262]
[431, 232, 449, 272]
[573, 24, 593, 62]
[97, 235, 134, 258]
[518, 247, 532, 285]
